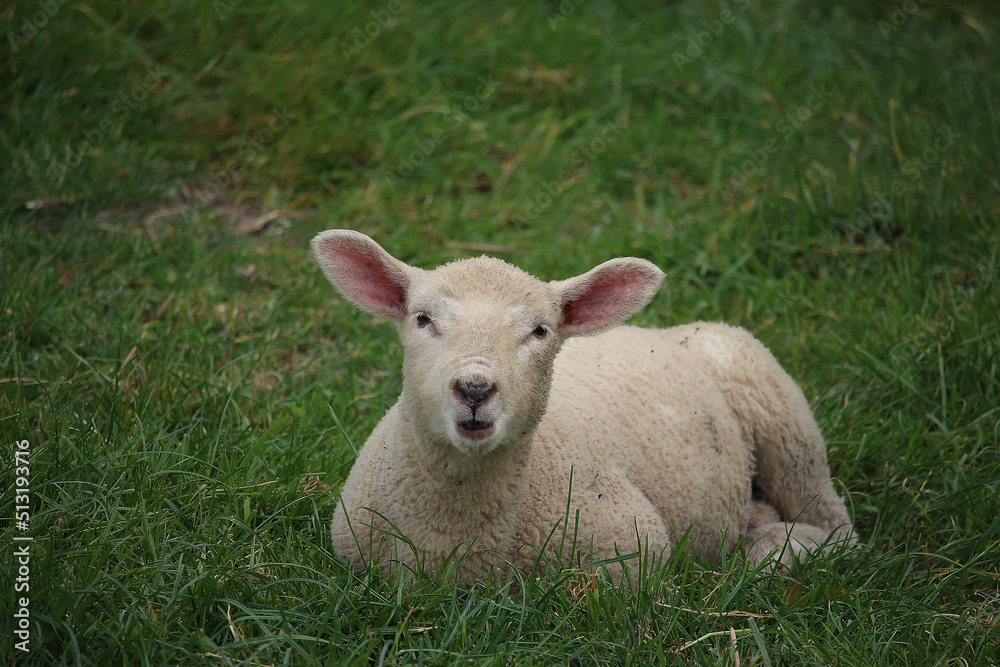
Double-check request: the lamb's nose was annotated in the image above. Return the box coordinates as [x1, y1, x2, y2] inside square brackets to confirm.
[455, 381, 496, 405]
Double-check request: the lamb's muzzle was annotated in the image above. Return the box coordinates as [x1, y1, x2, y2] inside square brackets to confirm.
[453, 379, 498, 441]
[454, 380, 496, 407]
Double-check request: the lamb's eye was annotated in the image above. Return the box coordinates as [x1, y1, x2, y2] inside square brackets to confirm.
[416, 313, 432, 327]
[532, 325, 548, 339]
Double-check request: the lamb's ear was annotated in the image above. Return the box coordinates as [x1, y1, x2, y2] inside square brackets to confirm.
[552, 258, 665, 337]
[311, 230, 415, 321]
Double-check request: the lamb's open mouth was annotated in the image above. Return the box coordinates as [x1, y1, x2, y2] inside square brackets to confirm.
[456, 420, 495, 440]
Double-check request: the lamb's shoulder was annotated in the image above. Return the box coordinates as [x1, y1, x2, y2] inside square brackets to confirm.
[333, 404, 455, 569]
[340, 404, 402, 499]
[330, 403, 406, 559]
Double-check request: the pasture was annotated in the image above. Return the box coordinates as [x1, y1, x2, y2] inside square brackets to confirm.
[2, 0, 998, 663]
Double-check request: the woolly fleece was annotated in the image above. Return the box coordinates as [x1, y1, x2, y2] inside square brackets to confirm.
[313, 230, 856, 584]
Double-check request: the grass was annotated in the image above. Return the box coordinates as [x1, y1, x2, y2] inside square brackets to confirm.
[2, 0, 999, 663]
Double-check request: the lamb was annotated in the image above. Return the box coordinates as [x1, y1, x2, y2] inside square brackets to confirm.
[312, 229, 856, 585]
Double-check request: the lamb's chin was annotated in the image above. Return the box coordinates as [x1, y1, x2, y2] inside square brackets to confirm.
[449, 420, 505, 456]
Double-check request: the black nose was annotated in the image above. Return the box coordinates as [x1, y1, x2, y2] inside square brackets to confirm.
[455, 381, 496, 405]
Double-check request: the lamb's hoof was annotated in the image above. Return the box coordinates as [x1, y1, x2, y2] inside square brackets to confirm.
[746, 522, 856, 572]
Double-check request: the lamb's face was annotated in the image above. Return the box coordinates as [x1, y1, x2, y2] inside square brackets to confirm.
[313, 229, 665, 457]
[400, 258, 564, 456]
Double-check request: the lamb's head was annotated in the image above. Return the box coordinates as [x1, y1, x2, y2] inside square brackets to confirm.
[312, 230, 664, 456]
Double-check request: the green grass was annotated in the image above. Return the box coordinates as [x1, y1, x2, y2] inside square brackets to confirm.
[2, 0, 999, 663]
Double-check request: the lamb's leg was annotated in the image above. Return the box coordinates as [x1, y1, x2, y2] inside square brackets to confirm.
[686, 324, 856, 556]
[748, 365, 854, 542]
[550, 477, 673, 586]
[737, 352, 856, 564]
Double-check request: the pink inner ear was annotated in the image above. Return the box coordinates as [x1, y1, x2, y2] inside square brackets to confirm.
[561, 278, 634, 333]
[317, 236, 409, 320]
[558, 259, 663, 336]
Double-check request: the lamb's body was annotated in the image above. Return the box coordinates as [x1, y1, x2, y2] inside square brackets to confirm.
[332, 323, 852, 580]
[314, 230, 855, 583]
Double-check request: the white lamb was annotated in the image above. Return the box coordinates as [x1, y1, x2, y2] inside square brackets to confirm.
[312, 229, 855, 584]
